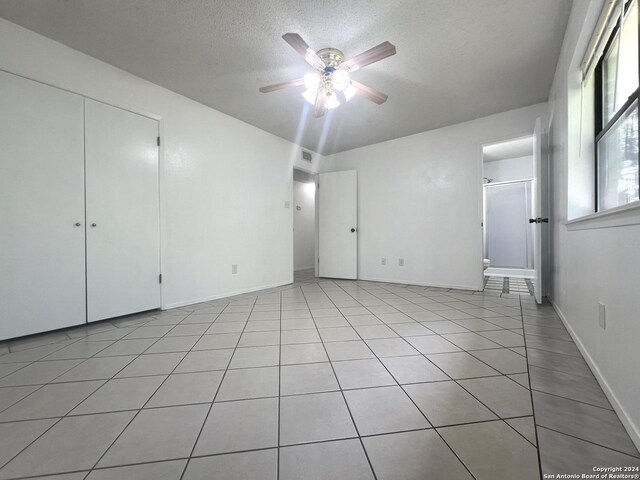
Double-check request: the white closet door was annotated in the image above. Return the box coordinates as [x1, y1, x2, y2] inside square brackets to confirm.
[85, 99, 161, 322]
[0, 71, 86, 340]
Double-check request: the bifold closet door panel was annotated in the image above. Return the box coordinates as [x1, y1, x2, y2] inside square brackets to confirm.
[0, 71, 86, 340]
[85, 99, 161, 322]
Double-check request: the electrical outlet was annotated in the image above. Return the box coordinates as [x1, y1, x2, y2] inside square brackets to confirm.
[398, 258, 404, 267]
[284, 201, 290, 209]
[232, 264, 238, 274]
[598, 302, 606, 330]
[381, 258, 386, 265]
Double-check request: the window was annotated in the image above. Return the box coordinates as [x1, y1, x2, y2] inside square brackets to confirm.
[594, 0, 639, 211]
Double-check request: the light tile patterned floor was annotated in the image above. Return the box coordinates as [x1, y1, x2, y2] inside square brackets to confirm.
[0, 269, 636, 479]
[518, 295, 640, 475]
[484, 275, 534, 296]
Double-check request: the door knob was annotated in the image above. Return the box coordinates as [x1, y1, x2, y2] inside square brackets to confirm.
[350, 228, 356, 233]
[74, 222, 81, 227]
[91, 223, 97, 227]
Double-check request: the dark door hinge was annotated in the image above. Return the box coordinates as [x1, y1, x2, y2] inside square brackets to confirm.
[159, 273, 162, 284]
[157, 136, 161, 147]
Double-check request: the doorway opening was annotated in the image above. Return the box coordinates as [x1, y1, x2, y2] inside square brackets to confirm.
[482, 135, 536, 296]
[293, 168, 317, 282]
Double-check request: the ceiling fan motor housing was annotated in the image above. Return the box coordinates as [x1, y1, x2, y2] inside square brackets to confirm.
[317, 48, 345, 69]
[316, 49, 346, 95]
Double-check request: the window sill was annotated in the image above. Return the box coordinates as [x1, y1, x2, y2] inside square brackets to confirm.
[565, 201, 640, 230]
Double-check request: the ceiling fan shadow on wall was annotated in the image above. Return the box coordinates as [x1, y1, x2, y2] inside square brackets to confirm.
[259, 33, 396, 118]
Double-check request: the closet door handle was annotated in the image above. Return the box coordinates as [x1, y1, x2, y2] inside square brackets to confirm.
[91, 223, 97, 227]
[74, 222, 81, 227]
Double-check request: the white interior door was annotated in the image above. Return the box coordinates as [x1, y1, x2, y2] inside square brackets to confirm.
[318, 170, 358, 279]
[85, 99, 161, 322]
[0, 71, 86, 340]
[532, 118, 544, 304]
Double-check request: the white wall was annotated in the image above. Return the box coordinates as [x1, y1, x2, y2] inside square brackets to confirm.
[548, 0, 640, 447]
[0, 19, 322, 308]
[320, 103, 548, 290]
[483, 155, 534, 183]
[293, 180, 315, 270]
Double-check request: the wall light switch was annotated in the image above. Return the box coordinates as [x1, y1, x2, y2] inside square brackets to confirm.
[284, 201, 290, 208]
[598, 302, 606, 330]
[398, 258, 404, 267]
[232, 264, 238, 274]
[381, 258, 386, 265]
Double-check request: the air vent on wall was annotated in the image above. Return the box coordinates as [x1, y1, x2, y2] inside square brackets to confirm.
[302, 150, 313, 162]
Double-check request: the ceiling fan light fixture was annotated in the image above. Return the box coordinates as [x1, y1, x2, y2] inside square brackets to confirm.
[332, 69, 350, 91]
[325, 94, 340, 110]
[343, 83, 357, 102]
[304, 72, 321, 92]
[259, 34, 396, 117]
[302, 89, 318, 105]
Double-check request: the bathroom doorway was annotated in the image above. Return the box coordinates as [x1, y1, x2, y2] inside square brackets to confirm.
[293, 168, 317, 282]
[482, 135, 536, 296]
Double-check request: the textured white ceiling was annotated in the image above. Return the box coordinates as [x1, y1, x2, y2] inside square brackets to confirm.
[0, 0, 571, 155]
[483, 136, 534, 162]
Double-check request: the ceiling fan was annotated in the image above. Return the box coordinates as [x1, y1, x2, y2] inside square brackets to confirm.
[259, 33, 396, 117]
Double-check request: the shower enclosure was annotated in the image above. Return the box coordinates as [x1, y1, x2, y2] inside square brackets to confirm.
[483, 179, 534, 269]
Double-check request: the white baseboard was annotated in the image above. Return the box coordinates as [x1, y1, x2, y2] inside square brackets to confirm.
[162, 279, 293, 309]
[294, 266, 314, 271]
[357, 276, 479, 291]
[548, 297, 640, 451]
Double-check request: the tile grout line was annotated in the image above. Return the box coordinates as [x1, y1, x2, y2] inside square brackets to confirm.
[80, 310, 205, 476]
[0, 363, 538, 427]
[347, 283, 537, 440]
[3, 274, 618, 479]
[0, 311, 196, 475]
[528, 385, 615, 411]
[335, 280, 533, 426]
[299, 283, 380, 480]
[0, 322, 161, 471]
[177, 295, 260, 480]
[520, 296, 640, 463]
[519, 295, 545, 475]
[318, 280, 488, 479]
[533, 425, 640, 459]
[326, 282, 493, 480]
[276, 289, 283, 480]
[0, 315, 170, 417]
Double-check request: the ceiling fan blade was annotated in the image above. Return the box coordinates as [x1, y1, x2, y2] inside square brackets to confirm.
[313, 93, 327, 118]
[259, 78, 305, 93]
[341, 41, 396, 72]
[351, 81, 388, 105]
[282, 33, 326, 71]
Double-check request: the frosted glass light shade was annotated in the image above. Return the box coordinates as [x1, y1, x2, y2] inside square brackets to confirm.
[302, 89, 317, 105]
[304, 72, 321, 92]
[343, 83, 357, 102]
[332, 69, 350, 91]
[325, 94, 340, 110]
